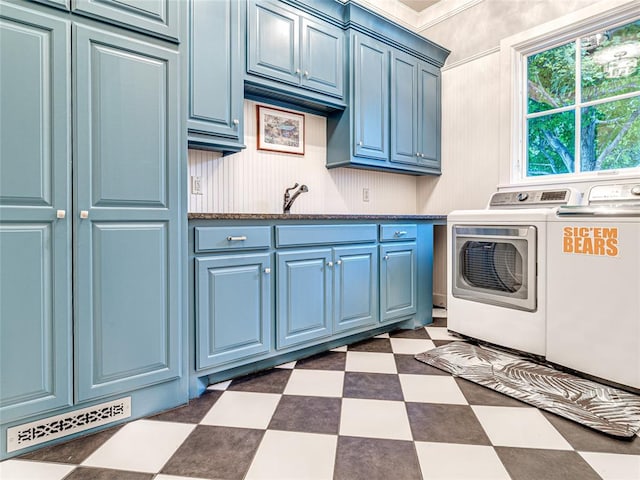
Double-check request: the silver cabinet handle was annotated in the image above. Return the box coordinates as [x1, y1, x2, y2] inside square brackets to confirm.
[232, 119, 240, 125]
[226, 236, 247, 241]
[56, 210, 66, 219]
[80, 210, 89, 219]
[336, 260, 342, 265]
[327, 261, 334, 267]
[394, 231, 407, 237]
[383, 255, 390, 261]
[264, 267, 271, 274]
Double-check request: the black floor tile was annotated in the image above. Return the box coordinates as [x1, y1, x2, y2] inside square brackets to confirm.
[494, 447, 602, 480]
[433, 339, 458, 347]
[268, 395, 341, 434]
[347, 337, 393, 353]
[161, 425, 264, 480]
[294, 350, 347, 370]
[541, 410, 640, 454]
[389, 328, 429, 339]
[227, 367, 292, 394]
[152, 390, 222, 424]
[395, 354, 451, 375]
[406, 403, 492, 445]
[63, 467, 153, 480]
[343, 372, 404, 401]
[19, 425, 122, 464]
[334, 436, 422, 480]
[455, 377, 529, 407]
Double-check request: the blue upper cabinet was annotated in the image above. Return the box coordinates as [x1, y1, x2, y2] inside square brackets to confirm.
[0, 3, 72, 424]
[187, 0, 245, 153]
[246, 0, 345, 108]
[390, 49, 419, 166]
[352, 33, 389, 162]
[73, 24, 181, 402]
[417, 61, 442, 172]
[72, 0, 180, 42]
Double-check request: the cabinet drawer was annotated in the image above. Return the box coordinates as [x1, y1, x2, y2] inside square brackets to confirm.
[195, 226, 272, 252]
[379, 224, 417, 242]
[276, 224, 377, 247]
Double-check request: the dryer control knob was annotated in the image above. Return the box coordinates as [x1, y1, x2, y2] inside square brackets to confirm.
[516, 192, 529, 202]
[631, 185, 640, 196]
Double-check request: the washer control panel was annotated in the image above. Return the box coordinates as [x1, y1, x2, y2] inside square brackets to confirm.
[588, 184, 640, 204]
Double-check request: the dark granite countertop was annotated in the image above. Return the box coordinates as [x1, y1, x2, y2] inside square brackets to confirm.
[188, 213, 447, 221]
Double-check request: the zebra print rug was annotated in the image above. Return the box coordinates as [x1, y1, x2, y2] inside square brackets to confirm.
[415, 342, 640, 438]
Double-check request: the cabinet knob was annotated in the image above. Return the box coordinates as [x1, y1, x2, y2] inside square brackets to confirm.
[80, 210, 89, 219]
[336, 259, 342, 266]
[416, 152, 421, 157]
[304, 70, 309, 77]
[232, 119, 240, 126]
[295, 68, 301, 75]
[358, 141, 363, 146]
[264, 267, 271, 274]
[56, 210, 66, 219]
[384, 255, 390, 261]
[327, 261, 334, 268]
[394, 231, 407, 237]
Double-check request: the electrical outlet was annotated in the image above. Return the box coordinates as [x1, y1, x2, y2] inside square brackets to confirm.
[191, 176, 202, 195]
[362, 188, 370, 202]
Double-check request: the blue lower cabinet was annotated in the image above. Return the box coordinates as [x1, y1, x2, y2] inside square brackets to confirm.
[276, 249, 332, 349]
[333, 245, 378, 333]
[196, 254, 272, 369]
[380, 242, 417, 322]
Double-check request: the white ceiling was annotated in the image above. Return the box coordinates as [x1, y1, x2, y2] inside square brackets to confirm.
[397, 0, 441, 12]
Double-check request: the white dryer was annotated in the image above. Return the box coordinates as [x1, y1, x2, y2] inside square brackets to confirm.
[448, 188, 581, 357]
[546, 183, 640, 390]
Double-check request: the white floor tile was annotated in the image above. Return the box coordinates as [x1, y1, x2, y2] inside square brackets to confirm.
[331, 345, 348, 352]
[425, 327, 460, 341]
[283, 369, 344, 397]
[345, 351, 397, 374]
[579, 452, 640, 480]
[471, 406, 572, 450]
[207, 379, 232, 391]
[200, 391, 280, 429]
[245, 430, 337, 480]
[276, 361, 297, 369]
[339, 398, 412, 440]
[0, 460, 75, 480]
[81, 420, 194, 473]
[415, 442, 510, 480]
[155, 475, 210, 480]
[390, 338, 436, 355]
[399, 374, 468, 404]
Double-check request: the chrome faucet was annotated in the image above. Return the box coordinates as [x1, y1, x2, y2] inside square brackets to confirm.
[283, 183, 309, 214]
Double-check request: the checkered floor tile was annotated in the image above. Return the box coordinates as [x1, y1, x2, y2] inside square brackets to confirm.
[3, 321, 640, 480]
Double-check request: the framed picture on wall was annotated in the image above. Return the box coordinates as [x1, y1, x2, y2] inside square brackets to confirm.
[257, 105, 305, 155]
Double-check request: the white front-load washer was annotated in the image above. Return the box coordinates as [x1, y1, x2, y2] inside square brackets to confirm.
[448, 188, 581, 357]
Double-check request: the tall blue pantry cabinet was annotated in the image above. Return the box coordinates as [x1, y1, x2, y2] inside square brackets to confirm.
[0, 0, 187, 459]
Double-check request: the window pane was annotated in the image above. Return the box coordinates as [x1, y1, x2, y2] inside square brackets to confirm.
[527, 111, 575, 176]
[581, 20, 640, 102]
[580, 96, 640, 171]
[527, 42, 575, 114]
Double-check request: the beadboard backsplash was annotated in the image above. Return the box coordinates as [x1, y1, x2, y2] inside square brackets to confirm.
[188, 100, 417, 214]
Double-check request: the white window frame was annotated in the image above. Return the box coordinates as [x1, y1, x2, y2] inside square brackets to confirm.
[499, 0, 640, 187]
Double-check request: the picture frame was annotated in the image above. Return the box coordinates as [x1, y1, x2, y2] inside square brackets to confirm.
[256, 105, 305, 155]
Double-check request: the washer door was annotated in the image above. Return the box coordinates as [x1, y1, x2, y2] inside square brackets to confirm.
[452, 226, 537, 311]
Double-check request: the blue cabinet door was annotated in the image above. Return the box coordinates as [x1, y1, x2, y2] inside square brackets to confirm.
[73, 24, 181, 402]
[300, 16, 344, 98]
[333, 245, 378, 333]
[276, 249, 332, 349]
[380, 243, 417, 322]
[0, 4, 72, 423]
[196, 254, 272, 369]
[72, 0, 179, 41]
[352, 33, 389, 161]
[390, 50, 418, 166]
[417, 61, 441, 173]
[187, 0, 243, 151]
[247, 0, 299, 86]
